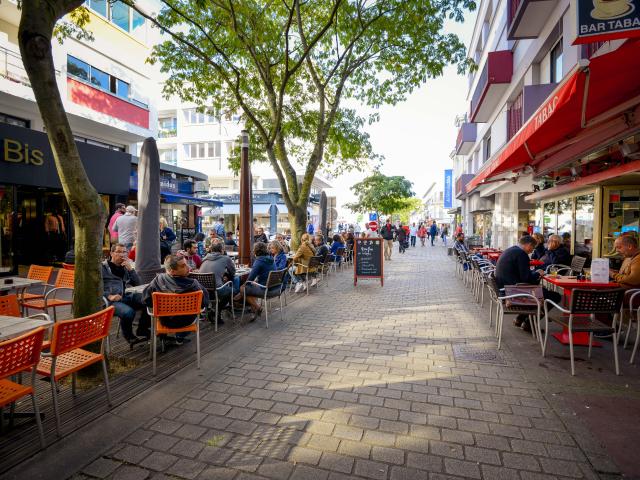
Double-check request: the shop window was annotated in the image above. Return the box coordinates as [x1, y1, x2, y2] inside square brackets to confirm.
[0, 113, 30, 128]
[557, 198, 573, 252]
[603, 188, 640, 257]
[575, 194, 594, 264]
[0, 185, 15, 273]
[543, 202, 557, 238]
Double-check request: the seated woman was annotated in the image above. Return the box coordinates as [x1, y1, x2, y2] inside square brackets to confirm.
[270, 240, 288, 270]
[329, 234, 346, 265]
[531, 233, 546, 260]
[289, 233, 316, 293]
[233, 242, 276, 322]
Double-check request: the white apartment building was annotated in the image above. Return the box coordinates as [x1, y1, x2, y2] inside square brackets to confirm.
[156, 99, 334, 233]
[453, 0, 640, 256]
[422, 184, 454, 227]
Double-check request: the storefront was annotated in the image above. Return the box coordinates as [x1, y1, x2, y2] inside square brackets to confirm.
[0, 123, 130, 273]
[467, 192, 494, 246]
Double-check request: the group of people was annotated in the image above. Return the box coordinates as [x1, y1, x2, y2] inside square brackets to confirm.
[361, 219, 445, 261]
[454, 230, 640, 333]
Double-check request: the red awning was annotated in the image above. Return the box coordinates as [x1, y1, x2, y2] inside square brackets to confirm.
[467, 39, 640, 192]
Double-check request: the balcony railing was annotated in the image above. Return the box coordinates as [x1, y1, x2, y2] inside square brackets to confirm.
[470, 51, 513, 123]
[507, 0, 558, 40]
[158, 128, 177, 138]
[1, 44, 60, 86]
[455, 174, 475, 198]
[455, 123, 477, 155]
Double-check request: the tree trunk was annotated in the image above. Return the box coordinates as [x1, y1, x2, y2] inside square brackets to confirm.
[288, 204, 307, 251]
[19, 0, 106, 317]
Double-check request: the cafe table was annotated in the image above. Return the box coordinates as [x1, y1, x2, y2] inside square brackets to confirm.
[0, 315, 53, 341]
[542, 274, 620, 346]
[125, 284, 148, 295]
[0, 277, 44, 296]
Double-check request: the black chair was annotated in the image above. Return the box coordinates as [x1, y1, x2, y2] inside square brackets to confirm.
[137, 268, 164, 284]
[240, 269, 287, 328]
[543, 288, 625, 375]
[189, 272, 234, 332]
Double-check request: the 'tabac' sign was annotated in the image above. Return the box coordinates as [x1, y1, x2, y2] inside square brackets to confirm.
[444, 169, 453, 209]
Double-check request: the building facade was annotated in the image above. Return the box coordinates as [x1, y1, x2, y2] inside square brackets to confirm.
[453, 0, 640, 263]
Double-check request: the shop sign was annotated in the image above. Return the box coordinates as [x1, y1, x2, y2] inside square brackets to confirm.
[574, 0, 640, 44]
[444, 169, 453, 209]
[3, 138, 45, 166]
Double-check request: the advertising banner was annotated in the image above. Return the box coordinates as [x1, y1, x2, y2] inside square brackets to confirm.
[444, 169, 453, 209]
[574, 0, 640, 44]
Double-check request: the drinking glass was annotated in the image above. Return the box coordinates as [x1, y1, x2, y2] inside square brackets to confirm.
[550, 266, 558, 277]
[584, 268, 591, 281]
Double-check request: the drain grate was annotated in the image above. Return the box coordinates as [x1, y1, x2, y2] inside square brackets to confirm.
[453, 344, 507, 365]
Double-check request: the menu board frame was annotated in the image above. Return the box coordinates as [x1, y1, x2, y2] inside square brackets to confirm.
[354, 237, 384, 286]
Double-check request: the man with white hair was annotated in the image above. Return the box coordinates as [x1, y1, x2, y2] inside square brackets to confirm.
[611, 235, 640, 289]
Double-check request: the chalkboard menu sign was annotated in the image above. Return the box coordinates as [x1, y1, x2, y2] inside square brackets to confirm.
[354, 238, 383, 286]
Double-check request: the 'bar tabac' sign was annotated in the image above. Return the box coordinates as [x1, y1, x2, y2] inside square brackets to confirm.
[574, 0, 640, 44]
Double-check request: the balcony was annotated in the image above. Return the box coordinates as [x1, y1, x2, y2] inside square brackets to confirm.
[470, 51, 513, 123]
[507, 0, 558, 40]
[455, 123, 477, 155]
[455, 173, 475, 199]
[67, 77, 150, 129]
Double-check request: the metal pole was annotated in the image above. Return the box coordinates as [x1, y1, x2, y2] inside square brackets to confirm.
[239, 130, 252, 265]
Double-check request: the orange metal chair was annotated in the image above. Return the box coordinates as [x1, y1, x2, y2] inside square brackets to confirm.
[19, 265, 54, 303]
[0, 327, 46, 448]
[22, 269, 75, 321]
[148, 291, 203, 376]
[36, 306, 114, 436]
[61, 263, 75, 271]
[0, 294, 52, 349]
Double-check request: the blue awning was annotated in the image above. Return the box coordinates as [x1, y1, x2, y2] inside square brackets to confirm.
[160, 192, 223, 207]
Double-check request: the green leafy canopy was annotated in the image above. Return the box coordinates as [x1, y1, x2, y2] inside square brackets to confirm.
[346, 171, 415, 215]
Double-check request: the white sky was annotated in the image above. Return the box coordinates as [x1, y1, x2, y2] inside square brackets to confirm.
[330, 15, 476, 221]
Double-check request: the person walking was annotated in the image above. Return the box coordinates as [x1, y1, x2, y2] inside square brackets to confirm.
[396, 224, 407, 254]
[380, 219, 395, 261]
[108, 203, 126, 244]
[418, 223, 427, 247]
[113, 205, 138, 252]
[429, 220, 438, 246]
[409, 223, 417, 247]
[441, 225, 449, 245]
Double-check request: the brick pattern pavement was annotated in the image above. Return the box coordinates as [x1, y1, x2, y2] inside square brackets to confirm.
[73, 244, 603, 480]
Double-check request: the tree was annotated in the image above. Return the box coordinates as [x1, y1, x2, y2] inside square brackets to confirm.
[396, 197, 424, 224]
[19, 0, 106, 317]
[128, 0, 473, 245]
[345, 171, 415, 218]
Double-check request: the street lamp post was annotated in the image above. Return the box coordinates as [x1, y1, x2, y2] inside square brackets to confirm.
[239, 130, 252, 265]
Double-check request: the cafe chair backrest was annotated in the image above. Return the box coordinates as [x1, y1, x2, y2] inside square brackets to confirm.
[570, 256, 586, 274]
[27, 265, 54, 283]
[152, 291, 203, 317]
[0, 294, 21, 317]
[0, 327, 45, 379]
[266, 269, 286, 289]
[308, 256, 322, 269]
[570, 288, 625, 315]
[49, 306, 114, 356]
[189, 272, 217, 290]
[55, 269, 75, 289]
[137, 268, 165, 284]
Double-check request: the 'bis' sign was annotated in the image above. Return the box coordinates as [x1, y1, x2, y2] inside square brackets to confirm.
[574, 0, 640, 44]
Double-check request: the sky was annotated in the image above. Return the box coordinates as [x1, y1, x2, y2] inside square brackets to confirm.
[330, 14, 476, 221]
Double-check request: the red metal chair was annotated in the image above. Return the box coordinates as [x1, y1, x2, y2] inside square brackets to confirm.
[22, 269, 74, 321]
[0, 327, 46, 448]
[19, 265, 54, 303]
[36, 306, 114, 436]
[148, 291, 203, 376]
[0, 294, 52, 349]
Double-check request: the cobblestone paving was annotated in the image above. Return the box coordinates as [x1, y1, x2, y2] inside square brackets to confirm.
[75, 243, 604, 480]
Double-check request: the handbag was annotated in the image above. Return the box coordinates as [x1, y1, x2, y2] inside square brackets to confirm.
[503, 285, 543, 308]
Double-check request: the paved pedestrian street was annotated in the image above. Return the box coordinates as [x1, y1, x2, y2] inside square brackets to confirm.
[8, 244, 639, 480]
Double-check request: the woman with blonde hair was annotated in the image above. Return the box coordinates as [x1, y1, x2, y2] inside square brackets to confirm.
[531, 232, 546, 260]
[289, 233, 316, 293]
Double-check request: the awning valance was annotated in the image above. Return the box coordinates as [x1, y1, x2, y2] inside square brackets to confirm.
[468, 39, 640, 192]
[161, 192, 223, 207]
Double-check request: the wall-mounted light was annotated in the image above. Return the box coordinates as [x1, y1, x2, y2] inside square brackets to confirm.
[188, 176, 193, 182]
[170, 173, 177, 179]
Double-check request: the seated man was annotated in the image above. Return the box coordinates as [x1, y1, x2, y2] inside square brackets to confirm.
[611, 235, 640, 290]
[142, 254, 209, 343]
[454, 233, 469, 253]
[540, 234, 571, 271]
[495, 235, 559, 332]
[102, 243, 150, 345]
[199, 239, 236, 323]
[224, 231, 238, 249]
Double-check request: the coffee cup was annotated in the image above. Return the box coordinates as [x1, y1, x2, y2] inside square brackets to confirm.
[592, 0, 631, 18]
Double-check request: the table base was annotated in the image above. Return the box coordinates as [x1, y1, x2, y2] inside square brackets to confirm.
[552, 329, 602, 347]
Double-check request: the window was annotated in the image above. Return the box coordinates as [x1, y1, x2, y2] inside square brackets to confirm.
[183, 108, 218, 124]
[87, 0, 107, 17]
[550, 39, 563, 83]
[185, 142, 220, 160]
[74, 134, 125, 151]
[158, 117, 177, 137]
[86, 0, 144, 34]
[483, 136, 491, 163]
[507, 91, 523, 140]
[116, 79, 129, 99]
[110, 1, 130, 31]
[160, 149, 178, 165]
[575, 193, 594, 265]
[262, 179, 280, 189]
[0, 113, 30, 128]
[132, 10, 145, 34]
[67, 55, 90, 82]
[90, 67, 109, 90]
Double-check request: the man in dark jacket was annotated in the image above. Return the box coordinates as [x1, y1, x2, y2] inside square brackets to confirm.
[495, 235, 559, 331]
[102, 243, 150, 344]
[199, 240, 235, 319]
[380, 219, 396, 261]
[142, 254, 209, 342]
[429, 221, 438, 246]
